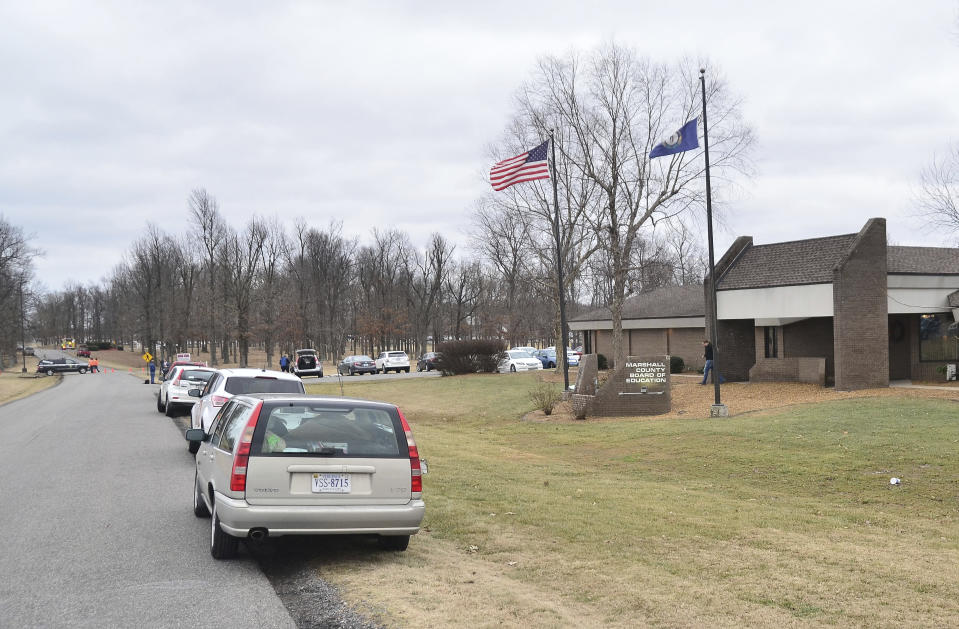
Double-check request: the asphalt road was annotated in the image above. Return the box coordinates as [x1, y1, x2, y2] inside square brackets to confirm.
[0, 368, 297, 628]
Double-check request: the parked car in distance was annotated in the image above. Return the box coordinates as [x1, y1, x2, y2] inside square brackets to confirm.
[292, 349, 324, 378]
[157, 366, 217, 417]
[76, 346, 91, 358]
[186, 393, 425, 559]
[17, 346, 35, 356]
[416, 352, 441, 372]
[497, 350, 543, 373]
[510, 346, 538, 355]
[36, 357, 89, 375]
[188, 368, 305, 453]
[534, 347, 581, 369]
[375, 351, 410, 374]
[337, 355, 377, 376]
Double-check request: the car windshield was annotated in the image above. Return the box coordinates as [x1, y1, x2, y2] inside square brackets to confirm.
[253, 404, 402, 457]
[224, 376, 304, 395]
[510, 351, 533, 359]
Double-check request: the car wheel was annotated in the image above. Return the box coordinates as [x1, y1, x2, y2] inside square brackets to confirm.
[549, 362, 556, 369]
[46, 368, 55, 376]
[193, 472, 209, 518]
[379, 535, 410, 551]
[210, 502, 239, 559]
[189, 440, 200, 454]
[157, 395, 165, 413]
[349, 367, 355, 376]
[510, 365, 516, 373]
[405, 367, 410, 373]
[78, 367, 87, 374]
[165, 400, 176, 417]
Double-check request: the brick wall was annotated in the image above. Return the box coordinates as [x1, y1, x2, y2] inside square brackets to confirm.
[574, 355, 671, 417]
[629, 329, 667, 356]
[783, 317, 835, 385]
[669, 328, 705, 370]
[749, 357, 826, 385]
[833, 218, 889, 390]
[714, 319, 755, 382]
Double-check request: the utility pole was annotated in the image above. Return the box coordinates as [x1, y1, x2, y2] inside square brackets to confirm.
[19, 276, 27, 374]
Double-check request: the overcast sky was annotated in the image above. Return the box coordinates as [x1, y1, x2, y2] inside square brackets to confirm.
[2, 1, 958, 290]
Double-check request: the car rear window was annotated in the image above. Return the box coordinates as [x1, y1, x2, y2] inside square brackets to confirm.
[252, 403, 404, 457]
[224, 376, 305, 395]
[388, 352, 407, 358]
[181, 369, 214, 383]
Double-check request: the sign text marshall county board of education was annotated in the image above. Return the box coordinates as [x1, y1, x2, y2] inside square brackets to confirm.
[624, 361, 668, 385]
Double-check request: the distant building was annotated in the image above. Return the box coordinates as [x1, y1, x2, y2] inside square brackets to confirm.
[570, 218, 959, 389]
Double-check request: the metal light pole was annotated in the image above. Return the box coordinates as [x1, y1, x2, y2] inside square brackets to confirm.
[19, 276, 27, 373]
[701, 68, 724, 411]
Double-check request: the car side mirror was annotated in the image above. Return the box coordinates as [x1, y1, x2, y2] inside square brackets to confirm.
[188, 389, 202, 398]
[185, 428, 206, 442]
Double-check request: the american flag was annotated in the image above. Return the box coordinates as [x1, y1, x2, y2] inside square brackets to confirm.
[489, 140, 550, 191]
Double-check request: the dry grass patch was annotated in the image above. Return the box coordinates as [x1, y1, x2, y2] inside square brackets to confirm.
[0, 369, 58, 406]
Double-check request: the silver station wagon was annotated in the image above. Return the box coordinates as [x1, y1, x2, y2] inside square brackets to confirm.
[186, 394, 425, 559]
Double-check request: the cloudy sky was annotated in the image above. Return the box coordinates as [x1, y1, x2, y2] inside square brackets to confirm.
[2, 1, 958, 290]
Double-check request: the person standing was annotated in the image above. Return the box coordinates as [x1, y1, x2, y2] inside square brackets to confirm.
[279, 354, 289, 373]
[89, 356, 99, 373]
[701, 339, 725, 385]
[149, 360, 156, 384]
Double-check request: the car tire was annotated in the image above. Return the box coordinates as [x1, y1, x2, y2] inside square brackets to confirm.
[193, 472, 210, 518]
[510, 365, 516, 373]
[405, 367, 410, 373]
[165, 400, 176, 417]
[379, 535, 410, 551]
[189, 440, 200, 454]
[157, 395, 165, 413]
[210, 503, 239, 559]
[78, 368, 87, 374]
[349, 367, 355, 376]
[549, 362, 555, 369]
[46, 368, 55, 376]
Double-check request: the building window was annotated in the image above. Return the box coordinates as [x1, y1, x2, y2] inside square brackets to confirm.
[764, 326, 778, 358]
[919, 313, 959, 361]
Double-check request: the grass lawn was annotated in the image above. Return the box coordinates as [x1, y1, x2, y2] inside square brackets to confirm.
[0, 368, 59, 406]
[303, 374, 959, 627]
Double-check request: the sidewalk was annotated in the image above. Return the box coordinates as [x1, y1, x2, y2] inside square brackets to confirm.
[890, 379, 959, 391]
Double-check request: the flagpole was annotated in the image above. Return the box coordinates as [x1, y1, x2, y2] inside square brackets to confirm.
[700, 68, 723, 408]
[549, 129, 570, 391]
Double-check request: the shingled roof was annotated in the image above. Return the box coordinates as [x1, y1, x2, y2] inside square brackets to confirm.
[571, 284, 704, 321]
[717, 234, 857, 290]
[887, 246, 959, 274]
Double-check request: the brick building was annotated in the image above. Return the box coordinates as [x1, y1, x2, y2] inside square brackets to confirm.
[571, 218, 959, 390]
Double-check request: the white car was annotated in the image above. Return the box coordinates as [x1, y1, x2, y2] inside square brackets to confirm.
[375, 351, 410, 374]
[498, 350, 544, 373]
[157, 366, 217, 417]
[510, 346, 538, 355]
[188, 368, 305, 453]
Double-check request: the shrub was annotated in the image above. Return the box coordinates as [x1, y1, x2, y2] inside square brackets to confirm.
[529, 381, 562, 416]
[670, 356, 685, 374]
[597, 353, 608, 370]
[436, 339, 507, 375]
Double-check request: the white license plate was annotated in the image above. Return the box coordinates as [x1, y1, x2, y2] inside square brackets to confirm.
[312, 473, 351, 493]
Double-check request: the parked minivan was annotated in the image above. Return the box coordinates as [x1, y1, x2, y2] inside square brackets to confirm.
[186, 394, 425, 559]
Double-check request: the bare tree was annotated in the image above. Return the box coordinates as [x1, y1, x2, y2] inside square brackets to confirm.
[404, 233, 454, 357]
[916, 145, 959, 244]
[221, 217, 268, 367]
[189, 188, 226, 365]
[514, 45, 754, 367]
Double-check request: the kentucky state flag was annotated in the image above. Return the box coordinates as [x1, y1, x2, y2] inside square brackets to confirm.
[649, 118, 699, 159]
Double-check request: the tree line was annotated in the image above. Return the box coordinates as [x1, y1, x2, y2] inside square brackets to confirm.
[8, 44, 764, 369]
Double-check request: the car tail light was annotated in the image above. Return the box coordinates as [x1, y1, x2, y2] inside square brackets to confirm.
[397, 409, 422, 496]
[230, 401, 264, 492]
[211, 395, 229, 407]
